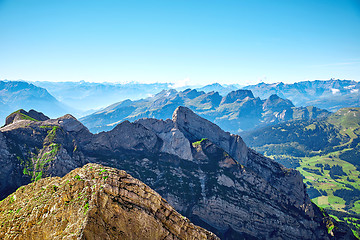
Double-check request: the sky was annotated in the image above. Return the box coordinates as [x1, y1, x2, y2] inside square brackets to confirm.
[0, 0, 359, 86]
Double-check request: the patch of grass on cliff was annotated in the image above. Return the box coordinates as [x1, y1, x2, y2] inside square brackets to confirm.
[33, 172, 42, 182]
[24, 142, 61, 182]
[41, 143, 60, 163]
[40, 125, 52, 129]
[46, 126, 59, 142]
[83, 203, 89, 214]
[98, 169, 108, 175]
[352, 229, 360, 239]
[10, 110, 39, 122]
[192, 138, 207, 147]
[74, 175, 84, 181]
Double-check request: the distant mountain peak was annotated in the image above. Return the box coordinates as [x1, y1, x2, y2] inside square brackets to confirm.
[220, 89, 254, 104]
[207, 83, 223, 87]
[263, 94, 294, 110]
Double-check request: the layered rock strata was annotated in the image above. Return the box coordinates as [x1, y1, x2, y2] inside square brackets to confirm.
[0, 163, 218, 240]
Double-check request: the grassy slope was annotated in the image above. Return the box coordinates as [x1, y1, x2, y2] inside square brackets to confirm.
[243, 107, 360, 236]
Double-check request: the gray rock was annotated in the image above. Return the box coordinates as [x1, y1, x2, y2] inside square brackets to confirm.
[0, 108, 355, 240]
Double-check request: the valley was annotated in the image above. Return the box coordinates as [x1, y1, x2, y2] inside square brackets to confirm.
[242, 107, 360, 236]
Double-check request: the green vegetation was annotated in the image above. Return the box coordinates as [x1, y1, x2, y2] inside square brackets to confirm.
[19, 113, 38, 121]
[74, 175, 82, 180]
[83, 202, 89, 214]
[192, 138, 207, 147]
[98, 169, 108, 175]
[34, 172, 42, 182]
[243, 108, 360, 234]
[18, 125, 61, 183]
[40, 125, 52, 129]
[46, 126, 59, 142]
[9, 195, 15, 204]
[10, 110, 39, 122]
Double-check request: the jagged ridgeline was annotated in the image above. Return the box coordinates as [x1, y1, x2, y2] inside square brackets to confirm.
[80, 88, 329, 134]
[0, 108, 356, 239]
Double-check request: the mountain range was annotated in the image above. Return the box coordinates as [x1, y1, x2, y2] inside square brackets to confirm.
[80, 88, 329, 134]
[33, 81, 174, 112]
[243, 79, 360, 111]
[0, 108, 354, 239]
[2, 79, 359, 122]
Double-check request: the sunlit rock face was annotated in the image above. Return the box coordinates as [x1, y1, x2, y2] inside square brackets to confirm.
[0, 164, 219, 240]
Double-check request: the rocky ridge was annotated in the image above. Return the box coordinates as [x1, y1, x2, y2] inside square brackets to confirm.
[0, 163, 218, 240]
[0, 108, 355, 239]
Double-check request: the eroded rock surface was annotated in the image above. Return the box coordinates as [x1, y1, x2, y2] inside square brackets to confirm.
[0, 164, 218, 240]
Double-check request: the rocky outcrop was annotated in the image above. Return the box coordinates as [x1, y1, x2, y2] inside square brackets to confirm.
[136, 118, 194, 161]
[0, 107, 355, 239]
[173, 106, 248, 164]
[0, 163, 218, 240]
[5, 109, 49, 126]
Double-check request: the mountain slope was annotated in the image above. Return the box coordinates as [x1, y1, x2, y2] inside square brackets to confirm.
[0, 107, 353, 239]
[0, 81, 69, 124]
[243, 79, 360, 111]
[80, 88, 329, 133]
[242, 107, 360, 236]
[0, 163, 218, 240]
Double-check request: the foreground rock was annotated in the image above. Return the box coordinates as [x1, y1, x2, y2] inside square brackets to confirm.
[0, 108, 355, 239]
[0, 163, 218, 240]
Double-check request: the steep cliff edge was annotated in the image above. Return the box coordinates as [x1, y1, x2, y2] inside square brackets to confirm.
[0, 163, 218, 240]
[0, 108, 355, 239]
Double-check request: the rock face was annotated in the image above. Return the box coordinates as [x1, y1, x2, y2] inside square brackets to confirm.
[0, 107, 355, 239]
[0, 163, 218, 240]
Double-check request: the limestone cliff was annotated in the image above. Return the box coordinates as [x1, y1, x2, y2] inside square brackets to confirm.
[0, 108, 355, 239]
[0, 163, 218, 240]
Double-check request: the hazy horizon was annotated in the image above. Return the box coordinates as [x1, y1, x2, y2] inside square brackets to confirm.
[0, 77, 358, 87]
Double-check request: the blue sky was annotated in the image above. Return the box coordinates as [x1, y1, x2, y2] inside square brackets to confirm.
[0, 0, 359, 86]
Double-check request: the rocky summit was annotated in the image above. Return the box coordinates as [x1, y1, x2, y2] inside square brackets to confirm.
[0, 163, 218, 240]
[0, 108, 356, 239]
